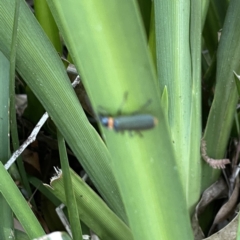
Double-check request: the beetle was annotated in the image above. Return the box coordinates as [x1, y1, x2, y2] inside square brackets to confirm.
[98, 92, 158, 132]
[98, 114, 158, 132]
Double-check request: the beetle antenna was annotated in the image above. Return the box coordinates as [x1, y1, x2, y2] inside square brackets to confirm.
[97, 105, 109, 115]
[132, 99, 152, 115]
[116, 91, 128, 115]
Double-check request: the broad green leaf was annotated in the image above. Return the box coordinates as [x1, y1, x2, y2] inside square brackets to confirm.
[0, 0, 126, 222]
[46, 0, 193, 239]
[44, 169, 133, 240]
[202, 0, 240, 190]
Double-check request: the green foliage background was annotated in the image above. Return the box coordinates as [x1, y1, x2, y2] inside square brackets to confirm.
[0, 0, 240, 239]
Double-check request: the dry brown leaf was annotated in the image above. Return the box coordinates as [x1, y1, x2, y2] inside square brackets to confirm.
[208, 177, 239, 235]
[192, 178, 228, 239]
[204, 213, 239, 240]
[196, 178, 228, 215]
[22, 148, 41, 174]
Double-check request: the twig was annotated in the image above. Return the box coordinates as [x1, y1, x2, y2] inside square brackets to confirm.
[5, 75, 81, 170]
[56, 203, 72, 238]
[201, 138, 230, 169]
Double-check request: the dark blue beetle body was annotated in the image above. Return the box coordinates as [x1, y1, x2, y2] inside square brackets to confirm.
[98, 114, 158, 132]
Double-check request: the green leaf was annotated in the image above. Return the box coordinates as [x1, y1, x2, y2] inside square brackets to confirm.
[154, 0, 201, 212]
[0, 39, 14, 240]
[234, 71, 240, 97]
[46, 0, 193, 239]
[0, 0, 125, 222]
[202, 0, 240, 190]
[44, 169, 133, 240]
[0, 162, 44, 238]
[57, 130, 82, 239]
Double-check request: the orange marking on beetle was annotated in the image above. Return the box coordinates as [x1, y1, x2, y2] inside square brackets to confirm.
[107, 117, 114, 129]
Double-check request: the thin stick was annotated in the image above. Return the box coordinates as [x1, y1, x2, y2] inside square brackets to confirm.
[55, 203, 72, 238]
[201, 138, 230, 169]
[5, 75, 80, 170]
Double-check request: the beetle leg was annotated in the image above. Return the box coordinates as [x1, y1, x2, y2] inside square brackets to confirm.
[128, 130, 143, 137]
[136, 131, 143, 137]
